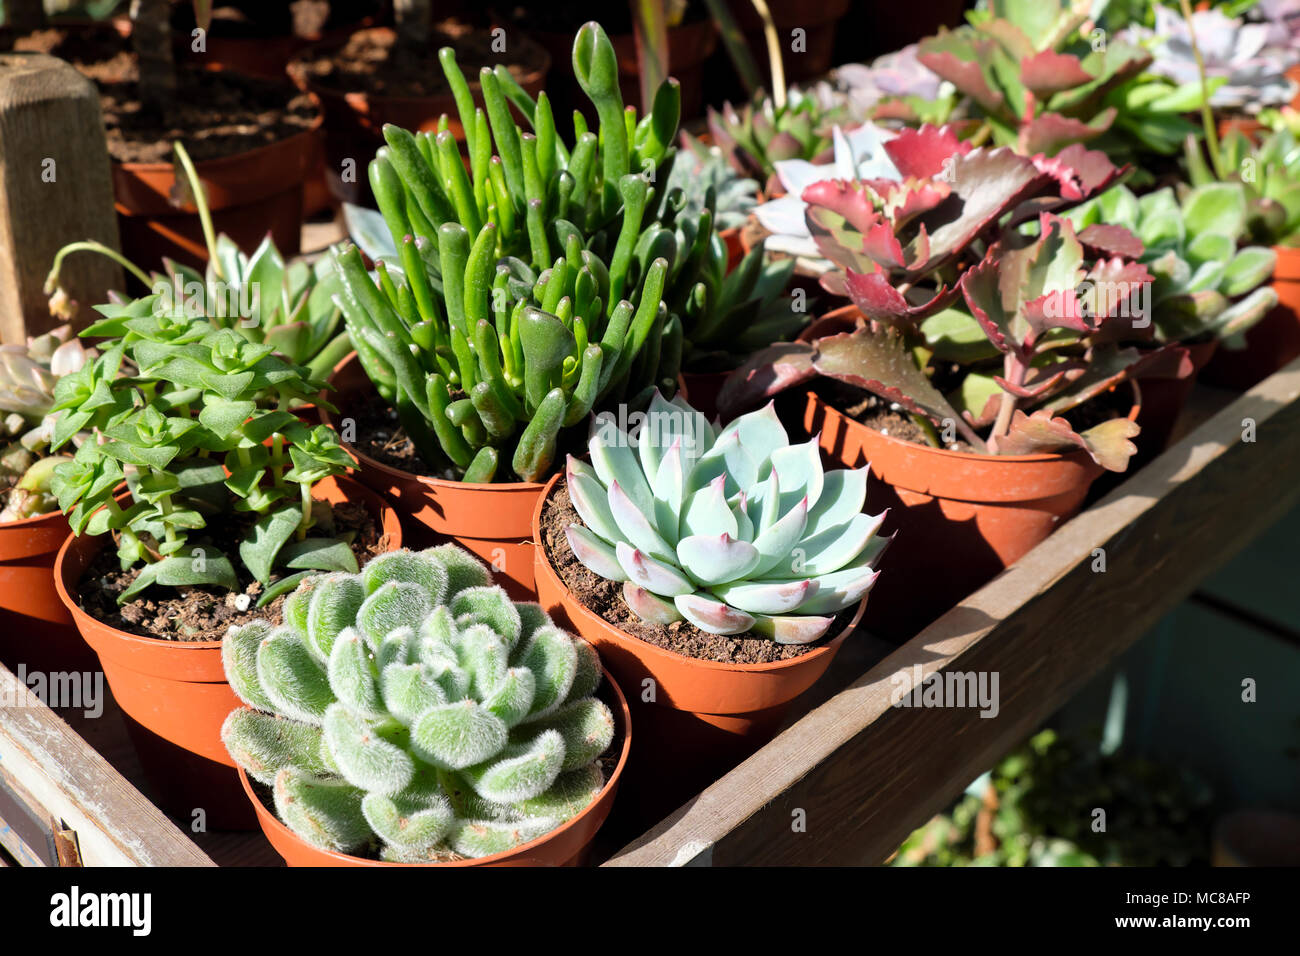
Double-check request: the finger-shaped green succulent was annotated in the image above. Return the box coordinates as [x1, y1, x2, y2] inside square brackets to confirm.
[563, 392, 888, 643]
[221, 545, 616, 862]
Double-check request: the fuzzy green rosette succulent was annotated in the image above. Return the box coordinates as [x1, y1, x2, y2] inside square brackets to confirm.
[563, 392, 887, 644]
[221, 545, 616, 861]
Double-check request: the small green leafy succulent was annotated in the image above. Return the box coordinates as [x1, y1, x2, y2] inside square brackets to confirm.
[48, 301, 355, 604]
[221, 545, 616, 862]
[563, 391, 887, 643]
[44, 143, 351, 382]
[706, 87, 850, 182]
[0, 326, 92, 522]
[1066, 181, 1279, 346]
[670, 132, 760, 232]
[1186, 126, 1300, 248]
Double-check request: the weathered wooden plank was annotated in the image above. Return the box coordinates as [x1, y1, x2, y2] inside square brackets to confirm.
[0, 661, 214, 866]
[606, 357, 1300, 866]
[0, 52, 122, 341]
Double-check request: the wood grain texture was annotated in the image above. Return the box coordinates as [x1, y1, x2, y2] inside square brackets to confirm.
[0, 52, 122, 342]
[0, 661, 214, 866]
[606, 360, 1300, 866]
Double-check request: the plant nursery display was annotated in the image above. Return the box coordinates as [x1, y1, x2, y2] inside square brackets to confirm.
[222, 544, 626, 864]
[891, 729, 1214, 867]
[1, 0, 1298, 879]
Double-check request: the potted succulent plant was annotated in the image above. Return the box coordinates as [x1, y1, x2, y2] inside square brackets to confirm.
[532, 390, 883, 819]
[322, 22, 712, 594]
[222, 544, 629, 865]
[720, 127, 1168, 637]
[672, 130, 761, 269]
[288, 6, 550, 206]
[1188, 127, 1300, 387]
[45, 143, 353, 392]
[49, 298, 401, 825]
[0, 326, 95, 671]
[1064, 179, 1279, 452]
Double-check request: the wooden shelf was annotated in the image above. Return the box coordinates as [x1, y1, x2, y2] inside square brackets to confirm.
[2, 359, 1297, 867]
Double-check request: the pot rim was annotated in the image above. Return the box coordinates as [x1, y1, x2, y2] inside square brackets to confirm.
[288, 24, 551, 104]
[321, 352, 547, 494]
[0, 503, 66, 531]
[532, 473, 865, 675]
[806, 380, 1143, 467]
[238, 661, 632, 866]
[112, 104, 324, 174]
[53, 473, 400, 651]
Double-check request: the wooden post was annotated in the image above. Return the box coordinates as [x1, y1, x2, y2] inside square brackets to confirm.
[0, 52, 122, 343]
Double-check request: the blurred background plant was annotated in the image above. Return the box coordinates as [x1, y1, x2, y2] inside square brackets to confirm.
[890, 728, 1215, 866]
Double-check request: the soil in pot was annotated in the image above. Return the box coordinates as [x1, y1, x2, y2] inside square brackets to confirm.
[56, 477, 399, 829]
[291, 21, 549, 206]
[294, 20, 546, 99]
[10, 26, 320, 270]
[325, 353, 554, 596]
[10, 27, 319, 164]
[539, 483, 853, 665]
[71, 500, 384, 643]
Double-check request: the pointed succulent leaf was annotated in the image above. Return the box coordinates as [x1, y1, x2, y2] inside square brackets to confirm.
[566, 457, 625, 545]
[675, 533, 761, 586]
[622, 582, 684, 625]
[674, 593, 756, 635]
[615, 542, 696, 596]
[565, 524, 628, 581]
[607, 479, 675, 563]
[711, 578, 818, 615]
[781, 511, 884, 577]
[680, 474, 738, 539]
[750, 614, 835, 645]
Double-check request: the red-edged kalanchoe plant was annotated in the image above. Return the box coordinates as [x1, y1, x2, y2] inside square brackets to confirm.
[721, 126, 1179, 471]
[917, 1, 1152, 156]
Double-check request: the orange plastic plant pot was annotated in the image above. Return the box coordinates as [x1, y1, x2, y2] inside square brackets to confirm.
[241, 666, 631, 867]
[531, 475, 862, 820]
[323, 352, 544, 598]
[805, 391, 1132, 639]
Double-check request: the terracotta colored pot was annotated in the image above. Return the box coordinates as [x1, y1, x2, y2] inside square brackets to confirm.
[322, 352, 544, 598]
[290, 26, 550, 206]
[113, 109, 323, 272]
[1201, 245, 1300, 390]
[726, 0, 850, 84]
[805, 390, 1138, 640]
[241, 667, 631, 866]
[0, 507, 94, 674]
[53, 475, 401, 825]
[532, 474, 863, 825]
[1133, 339, 1218, 458]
